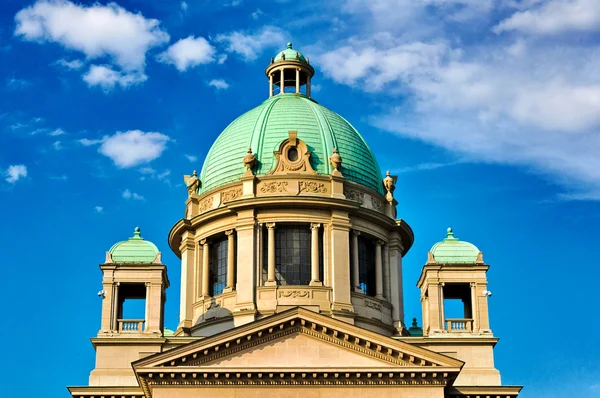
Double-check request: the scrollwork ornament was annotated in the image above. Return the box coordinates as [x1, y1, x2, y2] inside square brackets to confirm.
[299, 181, 327, 194]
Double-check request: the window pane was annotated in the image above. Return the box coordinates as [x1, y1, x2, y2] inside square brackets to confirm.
[358, 236, 376, 296]
[209, 237, 228, 296]
[276, 225, 311, 285]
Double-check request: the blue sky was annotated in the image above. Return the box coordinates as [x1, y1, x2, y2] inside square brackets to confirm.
[1, 0, 599, 396]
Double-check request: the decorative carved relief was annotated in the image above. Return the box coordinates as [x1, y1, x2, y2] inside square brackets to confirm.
[372, 198, 384, 212]
[260, 181, 289, 193]
[269, 131, 318, 175]
[279, 290, 310, 298]
[364, 300, 382, 311]
[222, 187, 242, 202]
[199, 197, 214, 213]
[299, 181, 327, 194]
[344, 188, 363, 203]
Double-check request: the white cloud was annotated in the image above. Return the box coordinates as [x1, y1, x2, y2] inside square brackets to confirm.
[185, 154, 197, 162]
[494, 0, 600, 35]
[49, 128, 65, 136]
[5, 164, 27, 183]
[98, 130, 169, 168]
[313, 2, 600, 198]
[122, 189, 144, 200]
[50, 175, 68, 181]
[158, 36, 216, 71]
[216, 26, 286, 62]
[54, 58, 84, 70]
[52, 140, 62, 150]
[95, 205, 104, 212]
[181, 1, 188, 12]
[208, 78, 229, 90]
[14, 0, 169, 72]
[217, 54, 228, 64]
[82, 65, 147, 90]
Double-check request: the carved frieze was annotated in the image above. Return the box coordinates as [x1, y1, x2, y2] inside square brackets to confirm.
[222, 187, 242, 202]
[199, 197, 214, 213]
[279, 290, 310, 298]
[364, 300, 382, 311]
[344, 188, 364, 203]
[260, 181, 289, 194]
[299, 181, 328, 194]
[372, 198, 384, 212]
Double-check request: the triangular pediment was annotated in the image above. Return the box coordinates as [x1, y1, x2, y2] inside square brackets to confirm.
[202, 332, 395, 368]
[133, 308, 463, 392]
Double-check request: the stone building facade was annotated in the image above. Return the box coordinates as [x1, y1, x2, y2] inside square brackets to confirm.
[68, 44, 521, 398]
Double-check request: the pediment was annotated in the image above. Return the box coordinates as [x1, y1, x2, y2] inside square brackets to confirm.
[133, 308, 462, 392]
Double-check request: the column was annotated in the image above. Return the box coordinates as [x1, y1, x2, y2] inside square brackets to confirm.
[269, 73, 273, 97]
[440, 283, 446, 331]
[145, 282, 150, 332]
[111, 282, 120, 332]
[201, 239, 210, 297]
[375, 240, 384, 299]
[388, 233, 405, 333]
[351, 230, 360, 292]
[280, 69, 285, 94]
[265, 223, 276, 286]
[296, 68, 300, 94]
[330, 210, 354, 322]
[470, 282, 477, 332]
[383, 243, 391, 300]
[234, 209, 257, 320]
[178, 233, 196, 330]
[310, 223, 322, 285]
[224, 230, 235, 292]
[307, 75, 311, 97]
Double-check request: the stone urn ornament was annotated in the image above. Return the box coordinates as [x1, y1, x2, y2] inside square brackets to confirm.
[243, 147, 257, 175]
[329, 148, 342, 172]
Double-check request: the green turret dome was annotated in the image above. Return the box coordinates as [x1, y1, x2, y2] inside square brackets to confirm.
[430, 228, 481, 264]
[109, 227, 159, 264]
[200, 94, 384, 194]
[274, 42, 307, 63]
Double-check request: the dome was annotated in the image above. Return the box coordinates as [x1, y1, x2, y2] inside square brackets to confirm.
[108, 227, 159, 264]
[274, 42, 307, 63]
[430, 228, 481, 264]
[200, 94, 384, 194]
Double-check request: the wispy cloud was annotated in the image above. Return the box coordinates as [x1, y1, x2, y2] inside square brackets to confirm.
[94, 205, 104, 213]
[6, 77, 30, 90]
[54, 58, 84, 70]
[184, 154, 197, 162]
[83, 65, 147, 90]
[122, 189, 144, 201]
[49, 128, 65, 136]
[208, 79, 229, 90]
[216, 26, 286, 62]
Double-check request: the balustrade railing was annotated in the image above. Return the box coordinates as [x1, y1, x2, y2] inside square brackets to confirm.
[445, 318, 473, 332]
[117, 319, 145, 333]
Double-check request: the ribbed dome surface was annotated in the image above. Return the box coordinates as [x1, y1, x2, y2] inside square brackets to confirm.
[109, 227, 159, 264]
[430, 228, 480, 264]
[274, 42, 307, 63]
[200, 94, 384, 194]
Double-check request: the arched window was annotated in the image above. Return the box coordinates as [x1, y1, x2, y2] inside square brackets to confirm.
[209, 237, 228, 296]
[358, 236, 376, 296]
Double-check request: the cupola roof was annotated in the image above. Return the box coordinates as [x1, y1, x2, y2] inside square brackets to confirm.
[273, 42, 307, 63]
[108, 227, 159, 264]
[429, 228, 481, 264]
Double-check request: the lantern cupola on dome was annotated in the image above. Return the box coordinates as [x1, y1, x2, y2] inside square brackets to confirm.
[266, 42, 315, 97]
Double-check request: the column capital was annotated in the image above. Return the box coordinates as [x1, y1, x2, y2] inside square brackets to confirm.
[352, 230, 361, 237]
[310, 223, 321, 230]
[200, 238, 209, 246]
[266, 222, 276, 229]
[375, 239, 385, 246]
[225, 229, 235, 236]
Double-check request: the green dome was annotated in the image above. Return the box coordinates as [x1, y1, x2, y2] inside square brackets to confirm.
[200, 94, 384, 194]
[109, 227, 159, 264]
[430, 228, 481, 264]
[274, 42, 307, 63]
